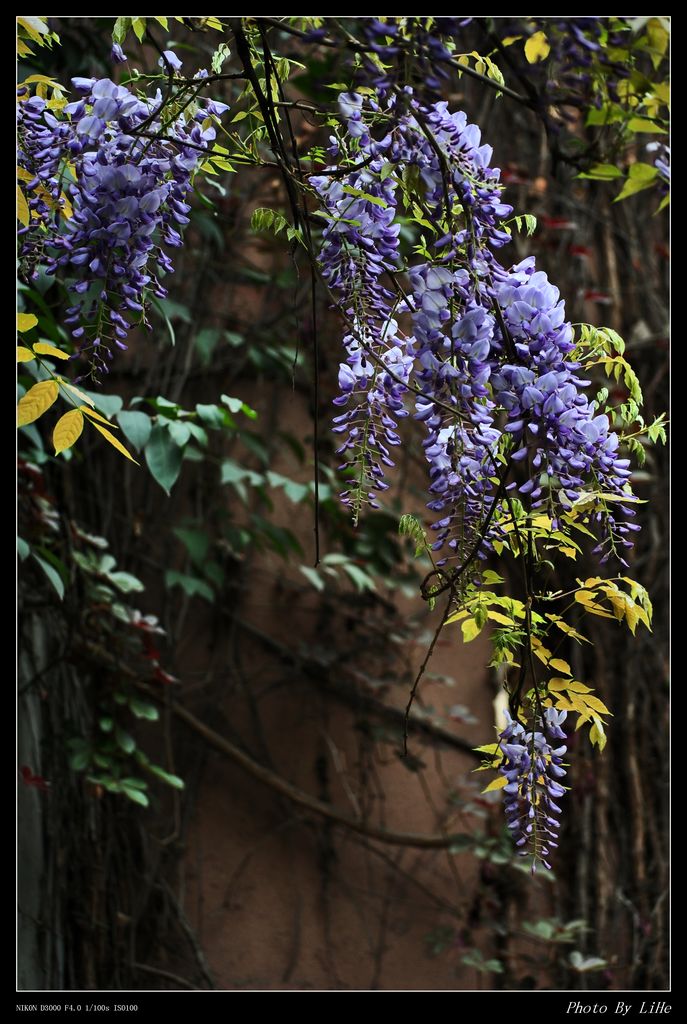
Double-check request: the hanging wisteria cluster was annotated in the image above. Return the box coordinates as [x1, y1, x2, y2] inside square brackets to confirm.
[498, 708, 568, 872]
[314, 87, 634, 564]
[17, 52, 226, 380]
[312, 83, 641, 870]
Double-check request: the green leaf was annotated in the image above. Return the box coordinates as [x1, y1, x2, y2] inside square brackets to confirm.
[112, 16, 132, 44]
[299, 565, 324, 591]
[578, 163, 623, 180]
[165, 569, 214, 602]
[116, 410, 152, 452]
[79, 388, 123, 419]
[145, 425, 183, 495]
[167, 420, 191, 446]
[115, 728, 136, 754]
[132, 17, 147, 42]
[107, 571, 145, 594]
[173, 527, 210, 565]
[266, 470, 309, 503]
[129, 698, 159, 721]
[194, 327, 220, 367]
[615, 162, 659, 202]
[32, 552, 65, 600]
[18, 537, 30, 561]
[196, 403, 229, 429]
[122, 786, 149, 807]
[221, 394, 257, 419]
[342, 563, 376, 592]
[627, 117, 666, 134]
[146, 763, 184, 789]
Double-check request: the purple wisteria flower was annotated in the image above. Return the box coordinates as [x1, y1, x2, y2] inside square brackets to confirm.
[498, 708, 568, 871]
[17, 54, 227, 379]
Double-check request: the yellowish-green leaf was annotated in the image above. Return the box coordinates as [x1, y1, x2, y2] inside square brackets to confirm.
[153, 15, 169, 29]
[18, 38, 34, 56]
[524, 31, 550, 64]
[482, 775, 509, 793]
[53, 409, 84, 455]
[132, 17, 147, 42]
[549, 658, 571, 676]
[81, 405, 115, 425]
[18, 313, 38, 332]
[589, 717, 607, 751]
[22, 74, 60, 86]
[17, 379, 58, 426]
[33, 341, 70, 361]
[461, 616, 482, 643]
[90, 421, 139, 463]
[445, 608, 469, 625]
[17, 16, 49, 42]
[474, 743, 500, 755]
[17, 346, 35, 362]
[57, 381, 94, 407]
[487, 610, 514, 626]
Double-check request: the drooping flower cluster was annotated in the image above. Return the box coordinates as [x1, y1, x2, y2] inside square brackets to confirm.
[17, 55, 227, 380]
[316, 87, 635, 565]
[498, 707, 568, 872]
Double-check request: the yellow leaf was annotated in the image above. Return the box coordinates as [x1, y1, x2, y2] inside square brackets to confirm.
[487, 610, 514, 626]
[81, 406, 117, 426]
[33, 342, 70, 361]
[531, 514, 552, 530]
[53, 409, 84, 454]
[582, 694, 612, 717]
[445, 608, 469, 625]
[525, 31, 550, 64]
[482, 775, 509, 793]
[18, 313, 38, 332]
[548, 677, 573, 692]
[589, 717, 607, 751]
[17, 380, 59, 426]
[17, 38, 34, 57]
[533, 644, 552, 665]
[474, 743, 500, 756]
[560, 546, 577, 559]
[461, 616, 482, 643]
[549, 658, 571, 676]
[58, 381, 94, 407]
[17, 16, 49, 43]
[565, 680, 593, 694]
[17, 346, 35, 362]
[17, 186, 30, 227]
[22, 74, 60, 86]
[90, 421, 139, 463]
[61, 191, 73, 219]
[17, 166, 33, 182]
